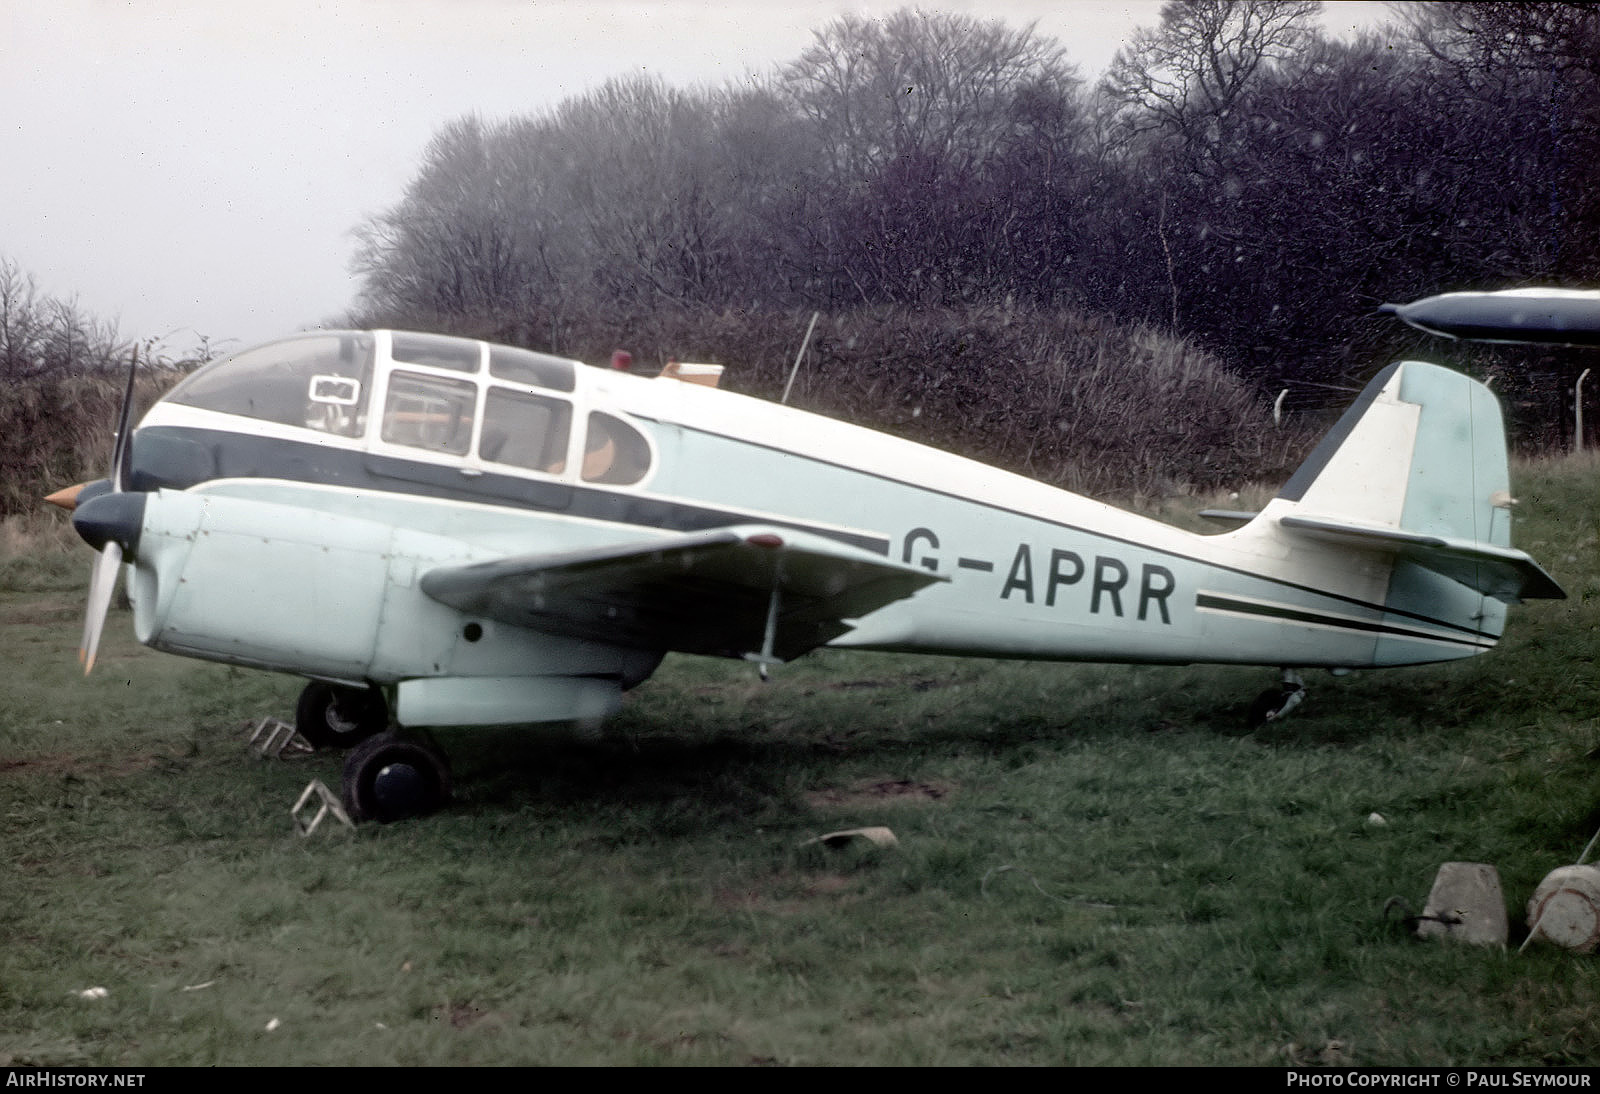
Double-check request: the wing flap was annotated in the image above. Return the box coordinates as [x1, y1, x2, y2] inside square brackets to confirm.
[420, 525, 946, 660]
[1279, 513, 1565, 603]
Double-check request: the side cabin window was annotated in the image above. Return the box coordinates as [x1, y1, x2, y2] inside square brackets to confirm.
[582, 411, 651, 485]
[165, 332, 374, 438]
[381, 371, 476, 455]
[480, 388, 571, 474]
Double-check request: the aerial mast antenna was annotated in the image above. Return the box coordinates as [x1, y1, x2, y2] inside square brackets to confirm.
[781, 311, 820, 406]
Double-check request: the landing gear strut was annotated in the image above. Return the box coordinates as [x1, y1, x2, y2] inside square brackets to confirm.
[340, 732, 453, 823]
[1248, 669, 1306, 728]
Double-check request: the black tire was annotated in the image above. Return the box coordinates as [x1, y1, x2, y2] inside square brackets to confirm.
[341, 732, 452, 823]
[1247, 685, 1304, 728]
[1248, 688, 1284, 728]
[296, 682, 388, 750]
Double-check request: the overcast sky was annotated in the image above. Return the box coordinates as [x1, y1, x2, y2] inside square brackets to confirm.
[0, 0, 1387, 359]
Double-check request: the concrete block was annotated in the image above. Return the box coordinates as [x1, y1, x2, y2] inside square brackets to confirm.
[1416, 862, 1507, 946]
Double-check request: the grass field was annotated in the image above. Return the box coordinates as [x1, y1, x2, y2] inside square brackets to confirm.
[2, 457, 1598, 1066]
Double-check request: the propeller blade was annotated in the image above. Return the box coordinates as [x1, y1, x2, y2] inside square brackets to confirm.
[80, 542, 122, 675]
[73, 346, 140, 673]
[111, 346, 140, 492]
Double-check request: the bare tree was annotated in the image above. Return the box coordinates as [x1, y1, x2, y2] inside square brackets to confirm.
[1400, 1, 1600, 279]
[1405, 2, 1600, 84]
[352, 116, 552, 327]
[777, 8, 1087, 306]
[546, 77, 743, 309]
[1101, 0, 1322, 174]
[0, 257, 125, 378]
[351, 78, 801, 339]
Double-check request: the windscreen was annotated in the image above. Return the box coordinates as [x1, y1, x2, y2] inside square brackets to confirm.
[165, 332, 375, 438]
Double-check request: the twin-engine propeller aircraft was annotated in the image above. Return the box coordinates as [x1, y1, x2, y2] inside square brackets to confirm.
[50, 318, 1565, 822]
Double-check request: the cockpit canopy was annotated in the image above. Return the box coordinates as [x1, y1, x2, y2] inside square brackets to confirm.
[167, 331, 375, 437]
[161, 330, 650, 487]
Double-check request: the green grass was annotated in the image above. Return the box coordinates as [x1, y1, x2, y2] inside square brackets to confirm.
[2, 457, 1599, 1065]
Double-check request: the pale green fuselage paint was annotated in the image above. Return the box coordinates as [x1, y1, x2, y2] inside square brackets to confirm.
[114, 331, 1546, 728]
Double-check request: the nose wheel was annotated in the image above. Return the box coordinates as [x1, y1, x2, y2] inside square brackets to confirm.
[1248, 669, 1306, 728]
[340, 732, 452, 823]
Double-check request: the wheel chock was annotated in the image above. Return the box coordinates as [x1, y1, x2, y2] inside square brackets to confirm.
[292, 779, 355, 836]
[246, 716, 313, 759]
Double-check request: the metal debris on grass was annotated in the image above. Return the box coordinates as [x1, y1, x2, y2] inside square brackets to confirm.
[800, 826, 899, 850]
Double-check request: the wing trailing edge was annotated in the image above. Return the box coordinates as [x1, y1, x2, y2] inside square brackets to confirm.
[419, 525, 946, 661]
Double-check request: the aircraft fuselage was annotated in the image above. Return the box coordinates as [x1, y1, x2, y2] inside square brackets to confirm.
[105, 329, 1513, 732]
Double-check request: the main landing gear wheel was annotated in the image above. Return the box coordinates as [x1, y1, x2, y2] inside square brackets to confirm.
[295, 682, 388, 750]
[340, 732, 452, 824]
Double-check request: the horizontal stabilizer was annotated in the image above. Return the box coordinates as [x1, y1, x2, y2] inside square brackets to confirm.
[1279, 513, 1565, 604]
[420, 525, 946, 661]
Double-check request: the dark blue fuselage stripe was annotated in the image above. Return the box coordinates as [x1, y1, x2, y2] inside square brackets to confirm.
[1195, 593, 1490, 650]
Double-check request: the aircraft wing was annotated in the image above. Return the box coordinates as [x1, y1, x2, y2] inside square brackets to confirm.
[1278, 513, 1565, 603]
[419, 525, 947, 661]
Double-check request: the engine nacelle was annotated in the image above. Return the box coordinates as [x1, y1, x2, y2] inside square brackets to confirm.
[127, 490, 661, 723]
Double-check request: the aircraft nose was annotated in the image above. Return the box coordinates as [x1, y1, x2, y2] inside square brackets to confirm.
[72, 490, 146, 556]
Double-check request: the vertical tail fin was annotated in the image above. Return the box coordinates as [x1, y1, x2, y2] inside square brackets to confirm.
[1276, 361, 1510, 544]
[1254, 360, 1561, 664]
